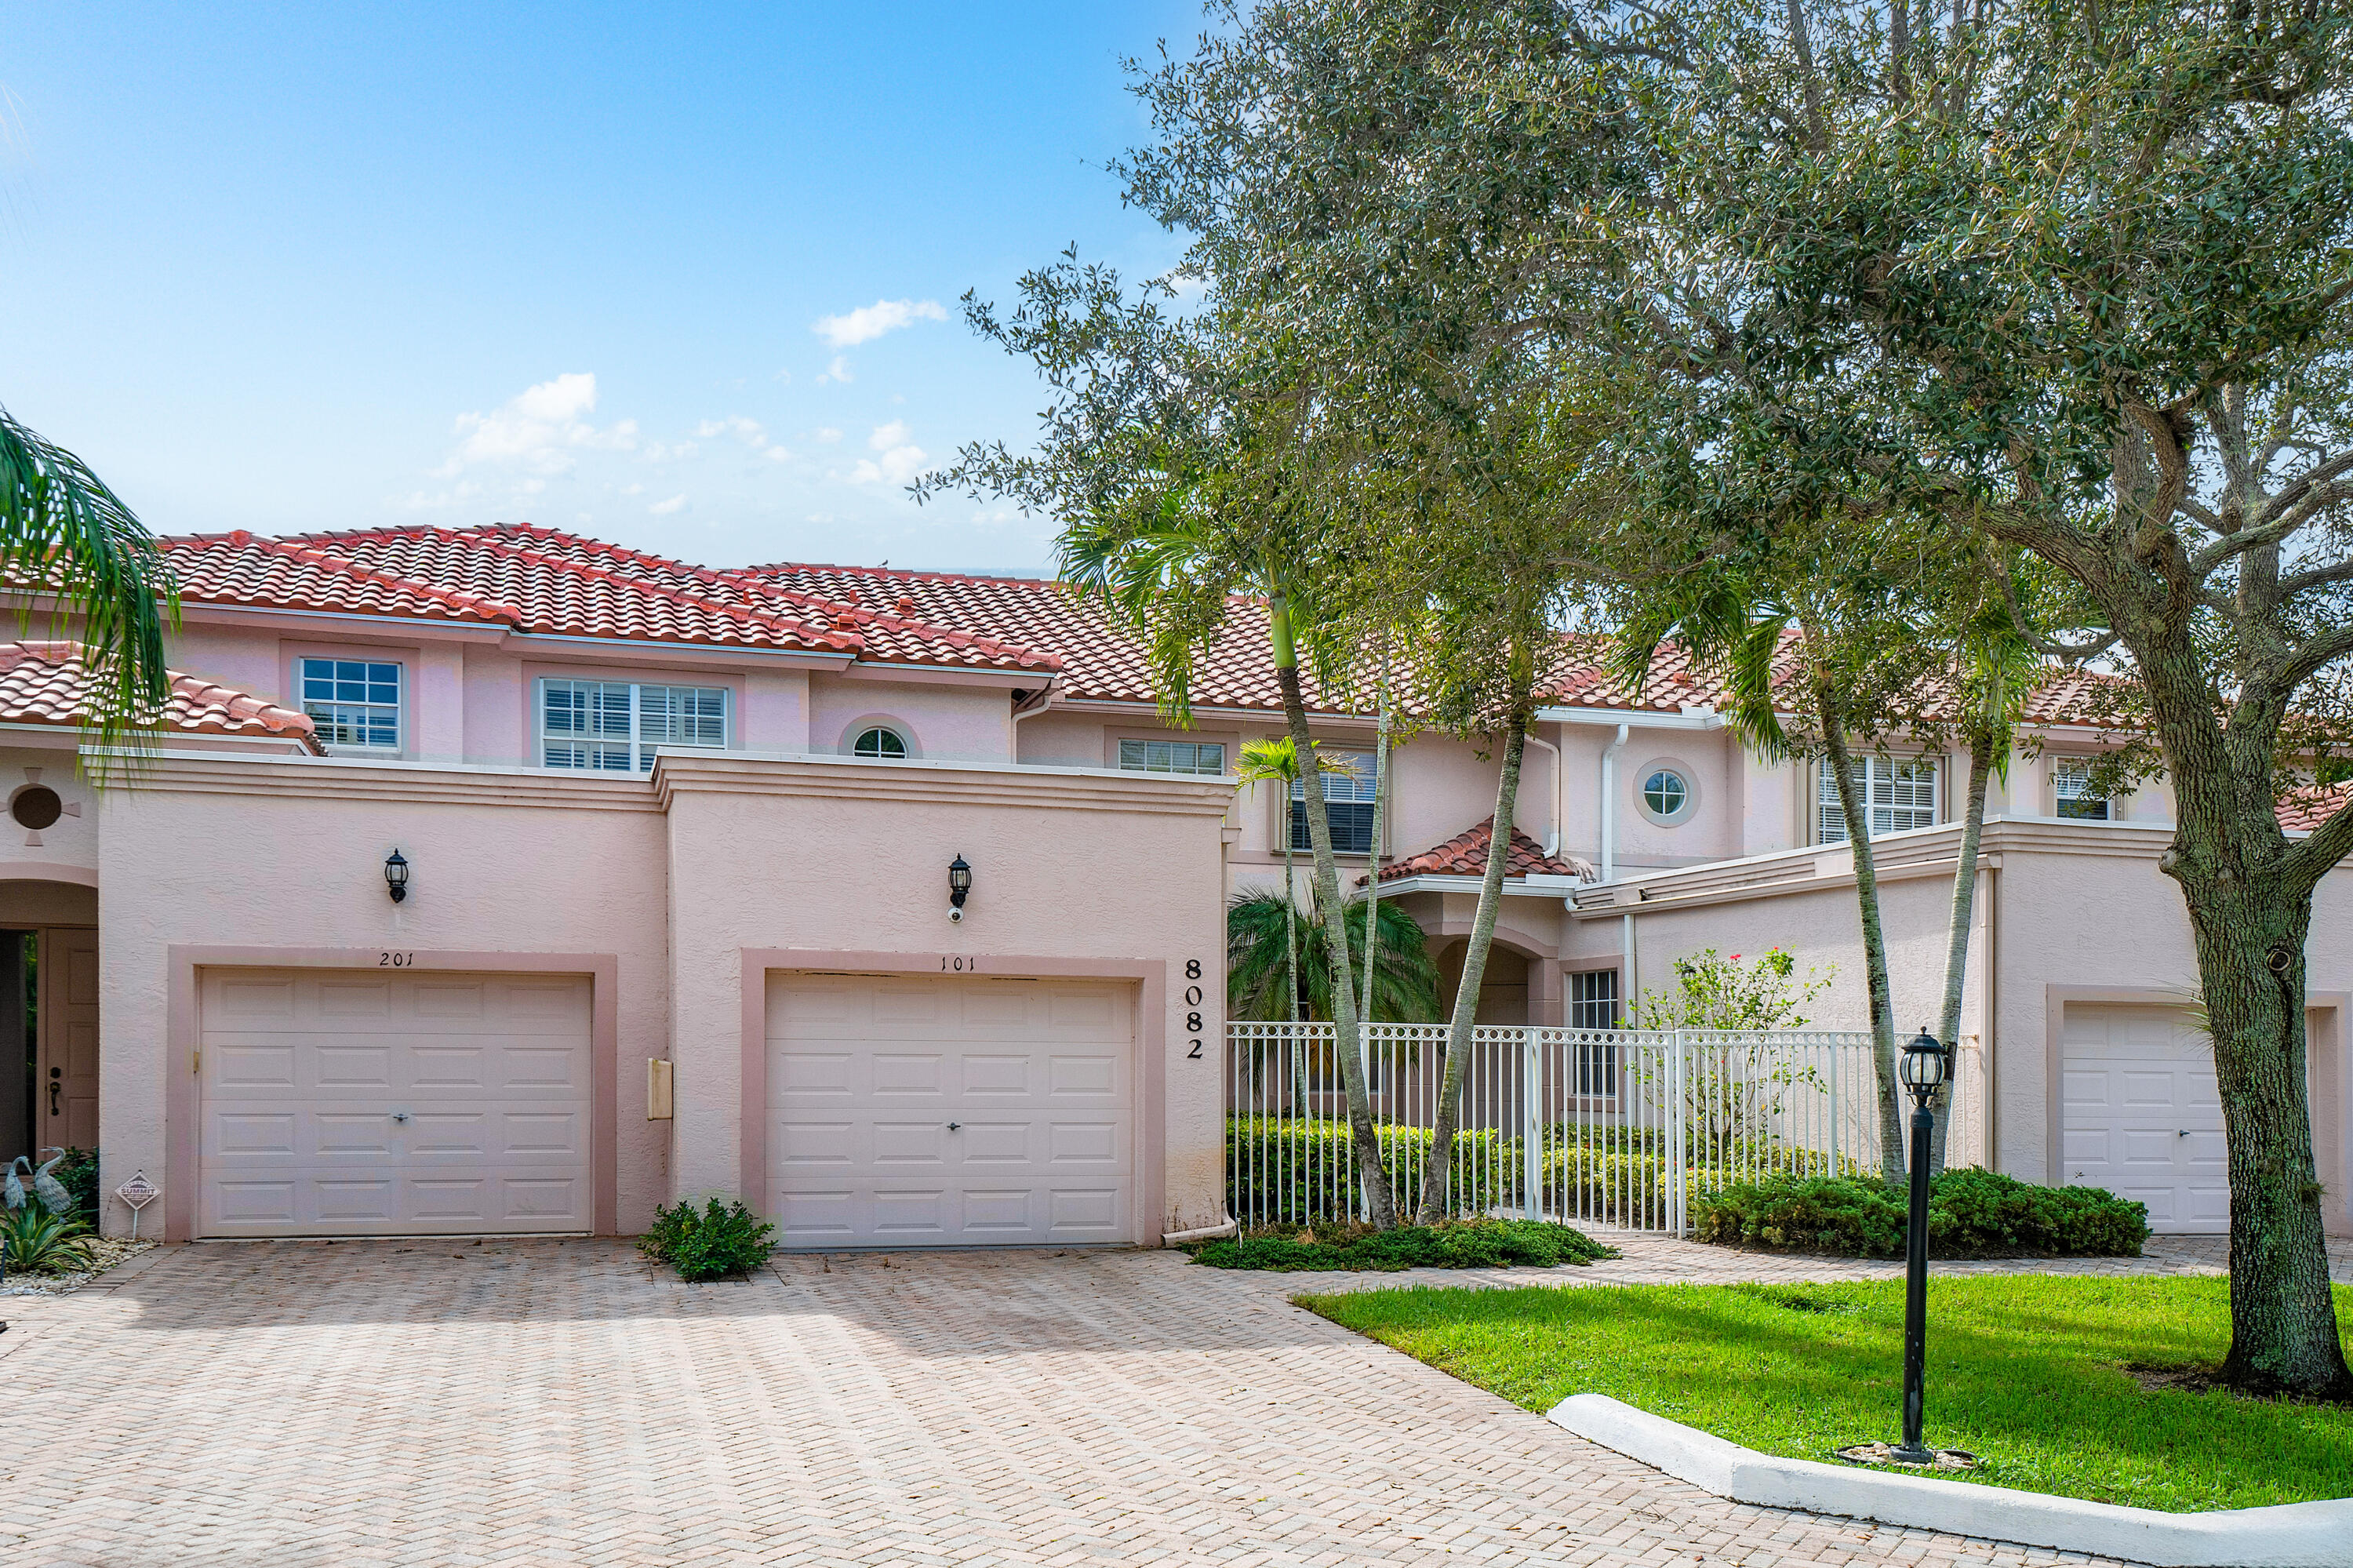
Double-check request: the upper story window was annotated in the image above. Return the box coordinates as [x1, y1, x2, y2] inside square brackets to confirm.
[1119, 738, 1225, 775]
[1818, 756, 1939, 843]
[541, 678, 727, 771]
[2054, 758, 2112, 820]
[1289, 748, 1378, 854]
[852, 726, 907, 759]
[300, 657, 402, 751]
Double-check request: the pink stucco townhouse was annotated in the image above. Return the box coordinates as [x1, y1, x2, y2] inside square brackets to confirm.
[0, 522, 2344, 1244]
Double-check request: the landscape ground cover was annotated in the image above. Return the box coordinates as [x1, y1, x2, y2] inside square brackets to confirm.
[1303, 1275, 2353, 1512]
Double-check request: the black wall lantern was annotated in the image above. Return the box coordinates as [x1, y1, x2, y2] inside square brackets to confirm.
[947, 853, 973, 922]
[384, 848, 411, 904]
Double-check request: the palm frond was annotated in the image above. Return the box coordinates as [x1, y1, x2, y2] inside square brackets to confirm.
[0, 406, 175, 767]
[1226, 891, 1439, 1023]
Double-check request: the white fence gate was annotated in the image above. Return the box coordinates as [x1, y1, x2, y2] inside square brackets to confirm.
[1225, 1021, 1983, 1234]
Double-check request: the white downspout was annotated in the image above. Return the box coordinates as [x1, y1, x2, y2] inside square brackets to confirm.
[1524, 728, 1563, 856]
[1599, 722, 1630, 882]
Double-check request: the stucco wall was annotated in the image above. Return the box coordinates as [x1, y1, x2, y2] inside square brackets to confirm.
[656, 753, 1233, 1239]
[95, 756, 672, 1239]
[808, 675, 1016, 763]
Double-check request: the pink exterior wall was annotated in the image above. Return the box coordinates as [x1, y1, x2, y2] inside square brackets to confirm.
[808, 675, 1018, 762]
[656, 753, 1231, 1239]
[95, 756, 673, 1239]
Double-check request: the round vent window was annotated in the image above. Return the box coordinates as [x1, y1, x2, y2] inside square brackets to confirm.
[10, 786, 63, 831]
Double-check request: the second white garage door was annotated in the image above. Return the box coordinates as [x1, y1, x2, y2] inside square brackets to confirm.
[766, 973, 1135, 1247]
[199, 968, 593, 1238]
[2059, 1002, 2227, 1233]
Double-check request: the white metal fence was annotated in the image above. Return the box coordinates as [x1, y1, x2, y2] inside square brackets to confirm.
[1224, 1021, 1980, 1233]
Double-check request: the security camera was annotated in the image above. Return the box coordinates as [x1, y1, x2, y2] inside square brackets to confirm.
[948, 905, 964, 923]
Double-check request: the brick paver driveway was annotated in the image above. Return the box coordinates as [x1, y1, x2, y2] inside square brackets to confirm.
[4, 1235, 2323, 1568]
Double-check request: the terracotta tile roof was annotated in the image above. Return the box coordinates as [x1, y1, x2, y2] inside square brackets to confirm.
[146, 524, 2145, 727]
[2278, 782, 2353, 832]
[1368, 817, 1598, 884]
[736, 561, 1372, 711]
[1537, 629, 2140, 728]
[158, 526, 1058, 673]
[0, 641, 322, 751]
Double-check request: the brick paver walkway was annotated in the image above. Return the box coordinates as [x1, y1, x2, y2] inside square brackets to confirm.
[0, 1234, 2329, 1567]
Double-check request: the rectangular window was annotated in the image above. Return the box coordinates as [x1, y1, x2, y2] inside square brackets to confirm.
[540, 679, 728, 771]
[2053, 758, 2111, 820]
[1568, 970, 1620, 1095]
[1289, 748, 1379, 854]
[1818, 756, 1940, 843]
[299, 657, 402, 751]
[1118, 738, 1226, 775]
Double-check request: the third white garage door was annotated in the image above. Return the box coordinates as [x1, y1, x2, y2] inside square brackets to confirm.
[766, 973, 1135, 1247]
[2059, 1002, 2228, 1233]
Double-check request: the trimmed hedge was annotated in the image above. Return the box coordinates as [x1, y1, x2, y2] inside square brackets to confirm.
[1693, 1169, 2151, 1258]
[638, 1197, 778, 1281]
[1190, 1217, 1619, 1271]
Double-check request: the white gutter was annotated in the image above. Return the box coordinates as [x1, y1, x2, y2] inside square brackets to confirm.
[1524, 727, 1563, 855]
[1598, 722, 1630, 883]
[1537, 703, 1725, 731]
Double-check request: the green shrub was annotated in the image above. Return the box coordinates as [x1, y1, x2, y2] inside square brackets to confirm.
[2, 1204, 96, 1274]
[638, 1198, 777, 1282]
[1189, 1217, 1619, 1271]
[1225, 1119, 1518, 1223]
[53, 1148, 101, 1228]
[1694, 1170, 2150, 1258]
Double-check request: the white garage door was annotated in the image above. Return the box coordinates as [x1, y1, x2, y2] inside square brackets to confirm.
[199, 968, 593, 1238]
[2059, 1002, 2228, 1233]
[766, 973, 1134, 1247]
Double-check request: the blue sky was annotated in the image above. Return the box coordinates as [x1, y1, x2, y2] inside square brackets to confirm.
[1, 2, 1201, 573]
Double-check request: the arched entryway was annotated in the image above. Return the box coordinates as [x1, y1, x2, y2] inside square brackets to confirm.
[0, 875, 100, 1170]
[1435, 938, 1533, 1024]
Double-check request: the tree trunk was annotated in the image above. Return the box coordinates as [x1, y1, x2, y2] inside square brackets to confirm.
[1814, 669, 1907, 1184]
[1929, 739, 1994, 1175]
[1361, 671, 1391, 1035]
[1282, 842, 1307, 1112]
[2168, 835, 2353, 1398]
[1271, 605, 1396, 1228]
[1416, 712, 1528, 1224]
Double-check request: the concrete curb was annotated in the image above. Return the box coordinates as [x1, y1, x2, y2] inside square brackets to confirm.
[1548, 1393, 2353, 1568]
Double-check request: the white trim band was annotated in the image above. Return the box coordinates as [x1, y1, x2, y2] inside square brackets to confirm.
[1548, 1394, 2353, 1568]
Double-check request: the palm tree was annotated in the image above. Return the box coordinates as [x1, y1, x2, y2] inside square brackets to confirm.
[1233, 737, 1351, 1026]
[1227, 892, 1440, 1025]
[1929, 586, 2042, 1173]
[1064, 509, 1402, 1227]
[0, 407, 173, 754]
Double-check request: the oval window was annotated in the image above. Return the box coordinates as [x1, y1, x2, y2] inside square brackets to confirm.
[852, 726, 907, 759]
[1642, 769, 1689, 820]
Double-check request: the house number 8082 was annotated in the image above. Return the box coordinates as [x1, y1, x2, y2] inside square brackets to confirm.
[1184, 959, 1206, 1058]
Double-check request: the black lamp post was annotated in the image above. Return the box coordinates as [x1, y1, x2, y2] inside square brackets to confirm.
[947, 854, 973, 922]
[1890, 1025, 1949, 1464]
[384, 849, 410, 904]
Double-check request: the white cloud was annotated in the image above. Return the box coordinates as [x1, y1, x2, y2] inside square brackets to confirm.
[849, 420, 927, 486]
[814, 427, 842, 444]
[815, 355, 855, 384]
[649, 493, 689, 515]
[438, 373, 638, 476]
[813, 297, 947, 348]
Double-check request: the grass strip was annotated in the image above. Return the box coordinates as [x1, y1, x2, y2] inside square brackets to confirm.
[1303, 1275, 2353, 1512]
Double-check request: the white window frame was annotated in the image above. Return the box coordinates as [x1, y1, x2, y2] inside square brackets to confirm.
[1288, 747, 1380, 854]
[1118, 738, 1227, 775]
[2053, 757, 2113, 820]
[1817, 755, 1940, 843]
[539, 678, 729, 772]
[299, 657, 403, 753]
[851, 725, 909, 759]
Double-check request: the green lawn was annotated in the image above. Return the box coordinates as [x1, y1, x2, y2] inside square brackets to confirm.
[1302, 1275, 2353, 1513]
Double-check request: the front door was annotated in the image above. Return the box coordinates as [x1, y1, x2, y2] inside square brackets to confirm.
[35, 927, 100, 1155]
